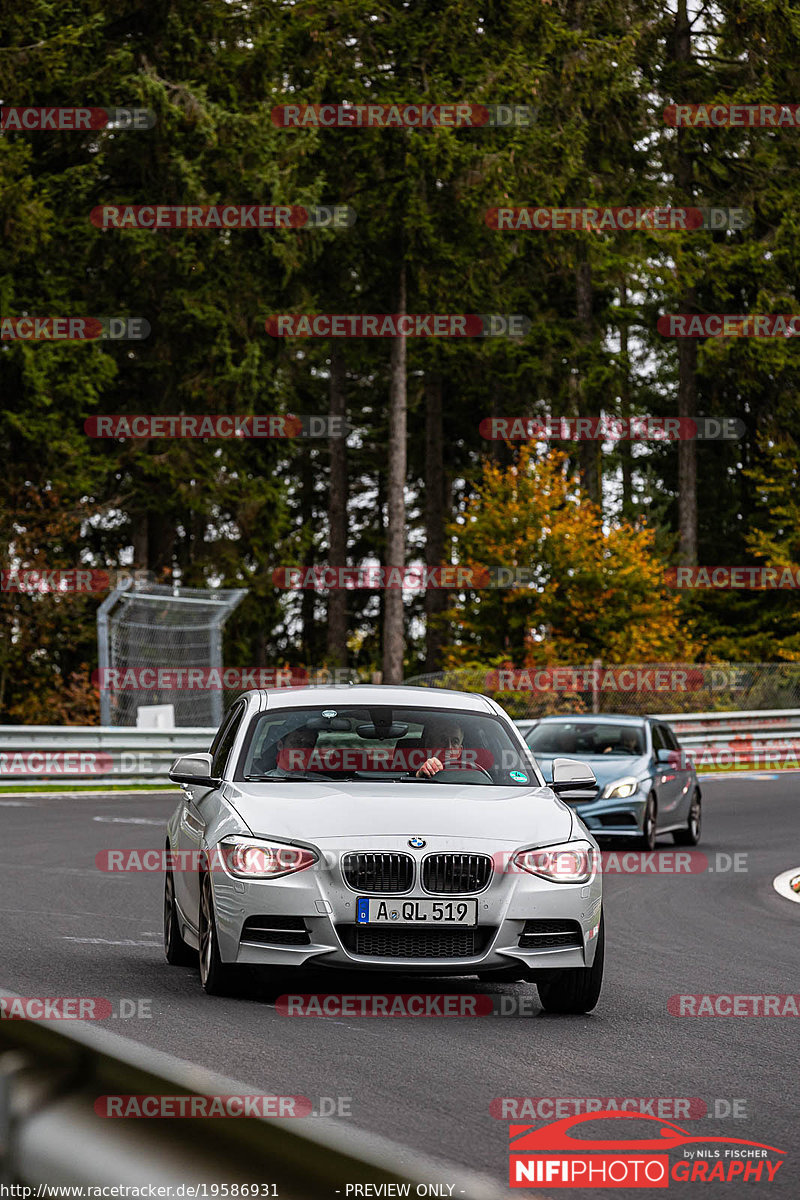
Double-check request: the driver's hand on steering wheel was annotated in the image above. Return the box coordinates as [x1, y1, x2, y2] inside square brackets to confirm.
[416, 757, 444, 777]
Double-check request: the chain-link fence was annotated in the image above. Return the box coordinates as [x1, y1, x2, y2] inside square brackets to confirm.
[403, 664, 800, 720]
[97, 581, 246, 726]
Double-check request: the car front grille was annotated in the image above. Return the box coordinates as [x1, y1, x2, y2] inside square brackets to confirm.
[518, 919, 583, 950]
[240, 916, 310, 946]
[422, 853, 493, 894]
[341, 852, 414, 893]
[339, 925, 494, 959]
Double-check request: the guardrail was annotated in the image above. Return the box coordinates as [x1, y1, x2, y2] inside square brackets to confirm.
[0, 991, 508, 1196]
[0, 726, 213, 788]
[661, 709, 800, 770]
[2, 708, 800, 789]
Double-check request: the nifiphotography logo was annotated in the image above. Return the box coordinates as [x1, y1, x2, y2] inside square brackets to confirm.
[508, 1111, 784, 1187]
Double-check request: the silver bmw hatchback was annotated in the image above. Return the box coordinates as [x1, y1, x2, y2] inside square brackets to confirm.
[164, 685, 604, 1012]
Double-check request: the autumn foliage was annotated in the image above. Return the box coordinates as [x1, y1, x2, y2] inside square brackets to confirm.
[443, 448, 698, 668]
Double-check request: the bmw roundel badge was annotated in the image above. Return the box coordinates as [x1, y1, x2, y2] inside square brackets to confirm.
[408, 837, 426, 848]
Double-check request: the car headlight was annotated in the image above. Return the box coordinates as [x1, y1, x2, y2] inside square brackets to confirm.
[602, 776, 640, 800]
[512, 840, 597, 884]
[218, 837, 317, 879]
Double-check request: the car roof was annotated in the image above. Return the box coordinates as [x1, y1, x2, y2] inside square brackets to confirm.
[253, 684, 497, 714]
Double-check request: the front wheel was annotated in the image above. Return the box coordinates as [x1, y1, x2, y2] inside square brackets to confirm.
[164, 867, 196, 966]
[673, 789, 701, 846]
[536, 913, 604, 1014]
[198, 873, 245, 996]
[640, 794, 657, 850]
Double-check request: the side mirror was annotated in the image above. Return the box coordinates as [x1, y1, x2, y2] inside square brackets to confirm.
[656, 747, 675, 765]
[550, 757, 597, 794]
[169, 753, 218, 787]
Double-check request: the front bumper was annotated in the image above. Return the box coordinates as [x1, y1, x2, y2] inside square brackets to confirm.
[209, 836, 603, 975]
[566, 791, 648, 838]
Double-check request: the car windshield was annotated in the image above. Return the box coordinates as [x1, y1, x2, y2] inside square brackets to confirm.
[238, 704, 542, 786]
[526, 720, 645, 757]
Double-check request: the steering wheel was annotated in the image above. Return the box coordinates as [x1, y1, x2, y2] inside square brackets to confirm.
[421, 765, 495, 782]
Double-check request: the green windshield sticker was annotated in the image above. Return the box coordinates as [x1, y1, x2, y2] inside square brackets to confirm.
[510, 770, 528, 782]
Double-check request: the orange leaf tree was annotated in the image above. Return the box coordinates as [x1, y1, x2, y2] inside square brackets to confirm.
[442, 447, 698, 667]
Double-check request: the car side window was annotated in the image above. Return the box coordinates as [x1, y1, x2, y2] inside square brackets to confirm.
[652, 724, 667, 753]
[662, 724, 680, 752]
[211, 702, 246, 779]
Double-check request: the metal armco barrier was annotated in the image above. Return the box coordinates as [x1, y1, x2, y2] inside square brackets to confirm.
[660, 709, 800, 768]
[0, 993, 508, 1197]
[0, 726, 213, 788]
[2, 709, 800, 789]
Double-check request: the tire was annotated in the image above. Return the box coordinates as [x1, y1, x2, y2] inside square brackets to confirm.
[198, 872, 245, 996]
[673, 788, 701, 846]
[163, 867, 196, 966]
[640, 794, 657, 850]
[536, 912, 605, 1014]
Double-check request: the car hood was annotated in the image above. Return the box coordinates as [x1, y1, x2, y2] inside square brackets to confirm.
[223, 780, 574, 845]
[534, 754, 647, 786]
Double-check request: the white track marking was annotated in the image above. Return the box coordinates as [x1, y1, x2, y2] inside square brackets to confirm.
[773, 868, 800, 905]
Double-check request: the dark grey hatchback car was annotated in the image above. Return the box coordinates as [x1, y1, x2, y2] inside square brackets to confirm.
[524, 714, 701, 851]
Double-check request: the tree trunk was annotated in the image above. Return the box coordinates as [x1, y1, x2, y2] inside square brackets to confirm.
[382, 264, 407, 684]
[575, 250, 601, 507]
[619, 281, 634, 521]
[300, 451, 317, 664]
[676, 0, 697, 565]
[326, 344, 348, 667]
[424, 372, 447, 673]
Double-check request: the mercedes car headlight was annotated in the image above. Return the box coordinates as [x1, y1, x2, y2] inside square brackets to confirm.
[512, 840, 597, 883]
[218, 837, 317, 879]
[602, 776, 639, 800]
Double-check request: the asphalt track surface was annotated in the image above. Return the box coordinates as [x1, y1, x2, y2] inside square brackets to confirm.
[1, 774, 799, 1198]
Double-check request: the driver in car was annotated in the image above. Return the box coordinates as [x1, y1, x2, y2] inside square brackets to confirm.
[416, 719, 465, 778]
[275, 726, 319, 771]
[603, 728, 640, 755]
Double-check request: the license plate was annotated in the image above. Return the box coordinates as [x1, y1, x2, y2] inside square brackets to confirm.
[356, 898, 477, 925]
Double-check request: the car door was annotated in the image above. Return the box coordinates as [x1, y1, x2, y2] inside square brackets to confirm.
[662, 721, 694, 823]
[652, 722, 684, 826]
[174, 700, 247, 926]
